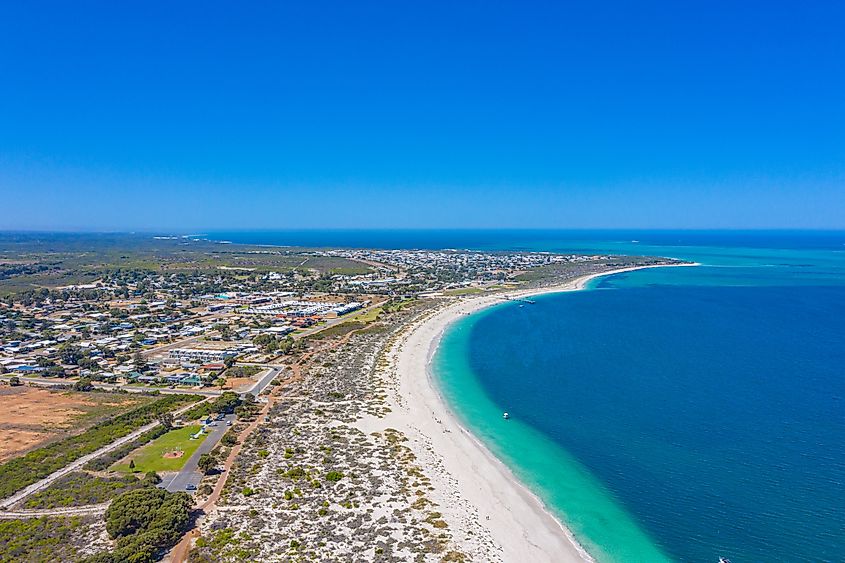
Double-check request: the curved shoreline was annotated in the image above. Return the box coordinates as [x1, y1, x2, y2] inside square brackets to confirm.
[378, 263, 696, 561]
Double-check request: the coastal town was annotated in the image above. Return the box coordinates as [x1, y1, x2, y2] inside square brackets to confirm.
[0, 239, 629, 397]
[0, 234, 684, 562]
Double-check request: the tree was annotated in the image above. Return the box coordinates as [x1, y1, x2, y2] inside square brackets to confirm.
[133, 352, 148, 372]
[157, 412, 174, 430]
[278, 336, 294, 355]
[213, 323, 232, 340]
[58, 344, 83, 365]
[142, 471, 162, 486]
[102, 487, 193, 562]
[252, 333, 279, 353]
[78, 357, 99, 371]
[213, 391, 241, 414]
[197, 453, 217, 475]
[128, 459, 136, 471]
[73, 377, 94, 392]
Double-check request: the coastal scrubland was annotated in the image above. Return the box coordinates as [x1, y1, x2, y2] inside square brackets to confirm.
[188, 299, 487, 562]
[0, 233, 371, 296]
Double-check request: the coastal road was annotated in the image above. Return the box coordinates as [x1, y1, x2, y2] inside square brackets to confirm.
[245, 366, 285, 396]
[160, 413, 236, 493]
[0, 398, 207, 509]
[0, 375, 222, 397]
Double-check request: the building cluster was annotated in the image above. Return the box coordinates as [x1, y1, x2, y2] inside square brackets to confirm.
[243, 299, 362, 318]
[0, 276, 369, 391]
[322, 248, 611, 293]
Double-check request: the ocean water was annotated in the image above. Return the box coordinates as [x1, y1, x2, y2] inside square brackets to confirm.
[431, 234, 845, 562]
[210, 230, 845, 562]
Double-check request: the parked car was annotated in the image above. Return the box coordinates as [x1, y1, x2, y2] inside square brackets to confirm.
[186, 483, 197, 491]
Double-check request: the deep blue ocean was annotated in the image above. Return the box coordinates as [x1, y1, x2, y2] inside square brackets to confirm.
[212, 230, 845, 562]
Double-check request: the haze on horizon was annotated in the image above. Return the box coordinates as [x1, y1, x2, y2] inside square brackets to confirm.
[1, 1, 844, 232]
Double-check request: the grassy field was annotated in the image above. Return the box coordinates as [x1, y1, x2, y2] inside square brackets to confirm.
[349, 306, 382, 323]
[444, 287, 484, 295]
[113, 425, 206, 473]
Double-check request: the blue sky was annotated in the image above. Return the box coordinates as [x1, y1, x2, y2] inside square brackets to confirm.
[1, 1, 843, 230]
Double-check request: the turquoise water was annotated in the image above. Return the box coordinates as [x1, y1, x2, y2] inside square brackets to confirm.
[430, 234, 845, 562]
[434, 307, 673, 562]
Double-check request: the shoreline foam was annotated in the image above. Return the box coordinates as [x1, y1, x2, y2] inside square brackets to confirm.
[367, 263, 696, 562]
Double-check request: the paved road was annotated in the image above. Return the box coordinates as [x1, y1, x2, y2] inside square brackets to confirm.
[0, 399, 206, 510]
[246, 366, 284, 396]
[0, 376, 222, 397]
[160, 413, 236, 494]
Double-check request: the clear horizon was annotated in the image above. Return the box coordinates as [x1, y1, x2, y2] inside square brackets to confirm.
[2, 227, 845, 234]
[2, 1, 844, 230]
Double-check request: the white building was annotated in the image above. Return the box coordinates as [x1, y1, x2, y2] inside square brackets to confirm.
[168, 348, 239, 363]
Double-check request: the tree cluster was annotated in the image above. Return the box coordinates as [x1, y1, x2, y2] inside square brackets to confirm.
[85, 487, 193, 563]
[252, 333, 294, 354]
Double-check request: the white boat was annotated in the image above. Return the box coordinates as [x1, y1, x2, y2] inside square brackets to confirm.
[503, 412, 510, 420]
[719, 558, 731, 563]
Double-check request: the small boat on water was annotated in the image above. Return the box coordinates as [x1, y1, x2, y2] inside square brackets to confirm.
[503, 412, 510, 420]
[718, 557, 731, 563]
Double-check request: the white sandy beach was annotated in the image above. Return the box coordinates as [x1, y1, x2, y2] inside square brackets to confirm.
[358, 263, 696, 562]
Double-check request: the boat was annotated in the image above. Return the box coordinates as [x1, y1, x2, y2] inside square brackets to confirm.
[719, 558, 731, 563]
[503, 412, 510, 420]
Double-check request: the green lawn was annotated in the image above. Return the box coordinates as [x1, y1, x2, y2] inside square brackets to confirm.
[349, 306, 382, 323]
[112, 425, 206, 473]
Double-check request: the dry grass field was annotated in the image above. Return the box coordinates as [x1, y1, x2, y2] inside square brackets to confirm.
[222, 376, 254, 390]
[0, 386, 153, 462]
